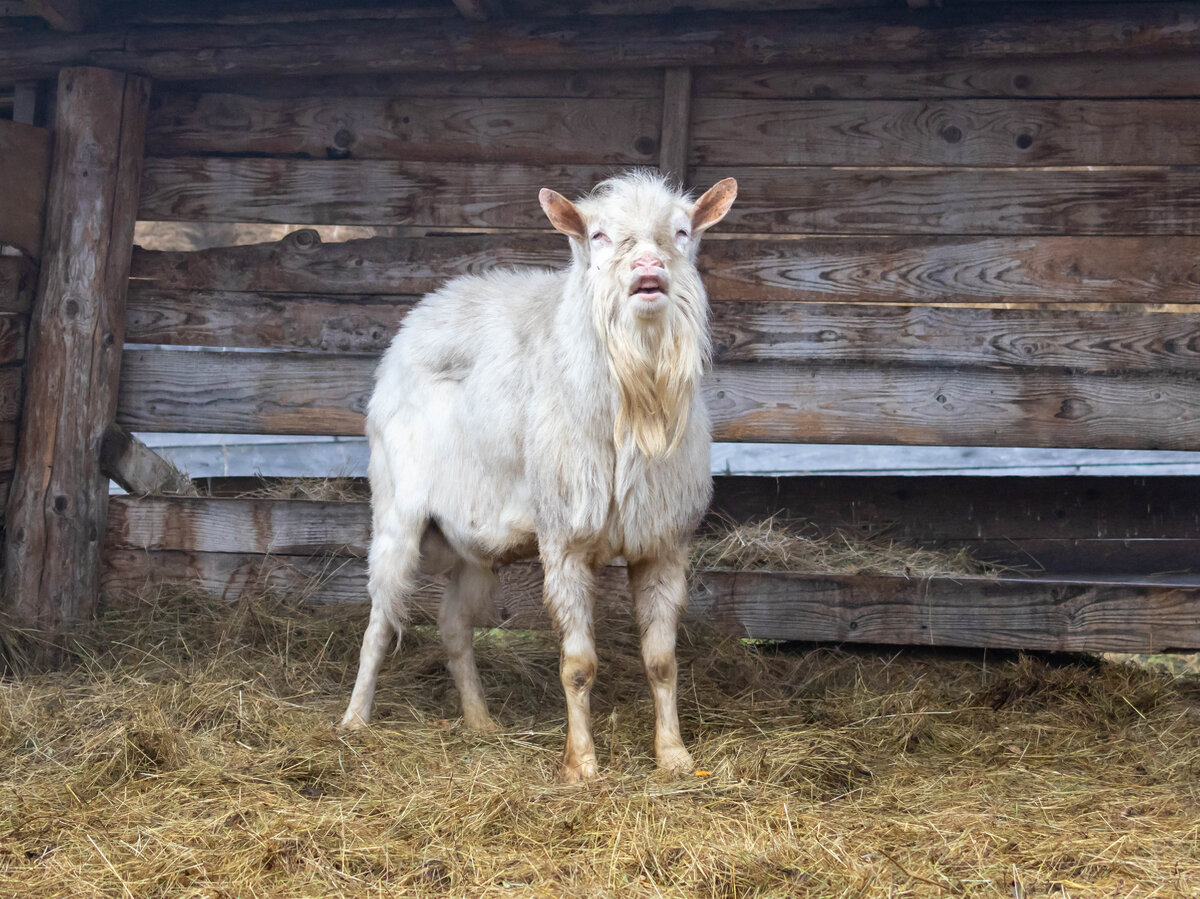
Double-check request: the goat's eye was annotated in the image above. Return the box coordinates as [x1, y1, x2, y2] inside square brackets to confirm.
[590, 231, 611, 248]
[675, 229, 690, 244]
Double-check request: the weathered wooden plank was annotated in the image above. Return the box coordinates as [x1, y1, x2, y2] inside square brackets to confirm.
[103, 0, 453, 26]
[690, 569, 1200, 651]
[701, 166, 1200, 236]
[705, 362, 1200, 449]
[129, 232, 1200, 306]
[24, 0, 91, 32]
[137, 158, 1200, 234]
[116, 347, 1200, 450]
[99, 545, 1200, 652]
[137, 158, 612, 227]
[100, 422, 197, 497]
[0, 119, 51, 257]
[694, 55, 1200, 100]
[145, 93, 662, 164]
[107, 494, 369, 555]
[2, 67, 150, 642]
[659, 67, 692, 185]
[4, 5, 1200, 81]
[0, 363, 22, 421]
[124, 289, 1200, 374]
[691, 99, 1200, 167]
[0, 256, 36, 315]
[0, 316, 27, 365]
[166, 70, 663, 100]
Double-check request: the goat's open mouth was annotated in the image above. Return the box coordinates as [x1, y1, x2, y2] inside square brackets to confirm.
[632, 276, 666, 301]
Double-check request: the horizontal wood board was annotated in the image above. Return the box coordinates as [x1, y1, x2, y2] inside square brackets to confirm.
[146, 93, 663, 164]
[109, 484, 1200, 577]
[128, 232, 1200, 307]
[137, 159, 1200, 235]
[124, 289, 1200, 373]
[5, 5, 1200, 81]
[116, 347, 1200, 450]
[690, 99, 1200, 167]
[100, 542, 1200, 652]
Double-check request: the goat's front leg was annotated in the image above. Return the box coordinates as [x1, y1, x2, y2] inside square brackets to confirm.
[543, 550, 599, 783]
[629, 549, 694, 773]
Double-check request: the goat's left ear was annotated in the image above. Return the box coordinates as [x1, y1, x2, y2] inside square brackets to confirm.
[539, 188, 587, 240]
[691, 178, 738, 234]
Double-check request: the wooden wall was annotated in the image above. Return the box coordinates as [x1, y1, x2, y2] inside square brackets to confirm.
[6, 1, 1200, 647]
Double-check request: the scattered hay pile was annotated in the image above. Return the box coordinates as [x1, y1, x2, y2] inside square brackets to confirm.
[2, 588, 1199, 897]
[691, 515, 1011, 578]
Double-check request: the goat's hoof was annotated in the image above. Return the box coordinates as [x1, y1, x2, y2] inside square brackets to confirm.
[656, 745, 695, 773]
[559, 756, 599, 784]
[339, 709, 370, 731]
[464, 714, 500, 734]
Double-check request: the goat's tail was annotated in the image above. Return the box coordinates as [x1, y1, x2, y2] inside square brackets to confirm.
[366, 506, 427, 636]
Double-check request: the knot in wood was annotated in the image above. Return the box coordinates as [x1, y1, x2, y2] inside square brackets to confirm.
[287, 229, 321, 251]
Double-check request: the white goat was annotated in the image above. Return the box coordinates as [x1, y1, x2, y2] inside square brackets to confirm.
[341, 171, 737, 781]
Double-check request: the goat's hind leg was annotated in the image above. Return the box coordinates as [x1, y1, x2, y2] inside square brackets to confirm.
[439, 561, 500, 733]
[341, 511, 423, 729]
[630, 549, 695, 773]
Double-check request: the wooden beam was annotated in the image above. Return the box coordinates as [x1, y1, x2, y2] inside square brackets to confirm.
[0, 255, 35, 315]
[115, 346, 1200, 450]
[127, 232, 1200, 308]
[99, 422, 197, 496]
[24, 0, 91, 32]
[2, 67, 150, 649]
[658, 67, 691, 186]
[0, 120, 51, 257]
[2, 4, 1199, 81]
[135, 157, 1200, 235]
[99, 538, 1200, 652]
[450, 0, 491, 21]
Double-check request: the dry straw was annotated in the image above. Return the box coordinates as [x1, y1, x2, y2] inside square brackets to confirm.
[1, 577, 1198, 897]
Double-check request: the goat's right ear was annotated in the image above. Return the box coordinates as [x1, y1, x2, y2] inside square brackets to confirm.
[539, 188, 587, 240]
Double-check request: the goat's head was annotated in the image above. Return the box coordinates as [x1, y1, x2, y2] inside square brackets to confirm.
[538, 172, 737, 457]
[539, 172, 737, 323]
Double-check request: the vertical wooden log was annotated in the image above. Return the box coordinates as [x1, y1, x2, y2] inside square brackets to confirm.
[659, 67, 693, 188]
[2, 67, 150, 650]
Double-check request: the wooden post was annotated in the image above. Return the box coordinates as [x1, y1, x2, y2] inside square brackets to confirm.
[659, 67, 692, 187]
[2, 67, 150, 652]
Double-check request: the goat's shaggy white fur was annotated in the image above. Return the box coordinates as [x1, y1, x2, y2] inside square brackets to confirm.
[342, 171, 737, 780]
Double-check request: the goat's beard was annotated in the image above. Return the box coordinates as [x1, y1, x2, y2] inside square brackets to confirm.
[591, 267, 711, 459]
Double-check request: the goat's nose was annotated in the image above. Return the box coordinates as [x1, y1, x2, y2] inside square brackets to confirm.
[632, 253, 664, 271]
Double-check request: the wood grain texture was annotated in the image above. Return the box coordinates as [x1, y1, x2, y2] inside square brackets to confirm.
[0, 317, 27, 366]
[146, 93, 662, 164]
[116, 347, 1200, 450]
[137, 158, 1200, 234]
[123, 287, 1200, 374]
[703, 165, 1200, 236]
[691, 98, 1200, 166]
[0, 256, 38, 316]
[129, 232, 1200, 307]
[4, 5, 1200, 80]
[99, 544, 1200, 652]
[659, 67, 692, 185]
[129, 229, 569, 294]
[166, 69, 663, 100]
[137, 158, 612, 227]
[694, 54, 1200, 99]
[0, 119, 51, 257]
[107, 494, 370, 555]
[100, 422, 197, 497]
[2, 67, 150, 640]
[705, 362, 1200, 449]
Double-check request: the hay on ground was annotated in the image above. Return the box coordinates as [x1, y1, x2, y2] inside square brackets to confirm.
[1, 584, 1198, 897]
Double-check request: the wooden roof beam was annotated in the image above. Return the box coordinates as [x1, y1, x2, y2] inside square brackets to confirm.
[23, 0, 92, 32]
[451, 0, 503, 21]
